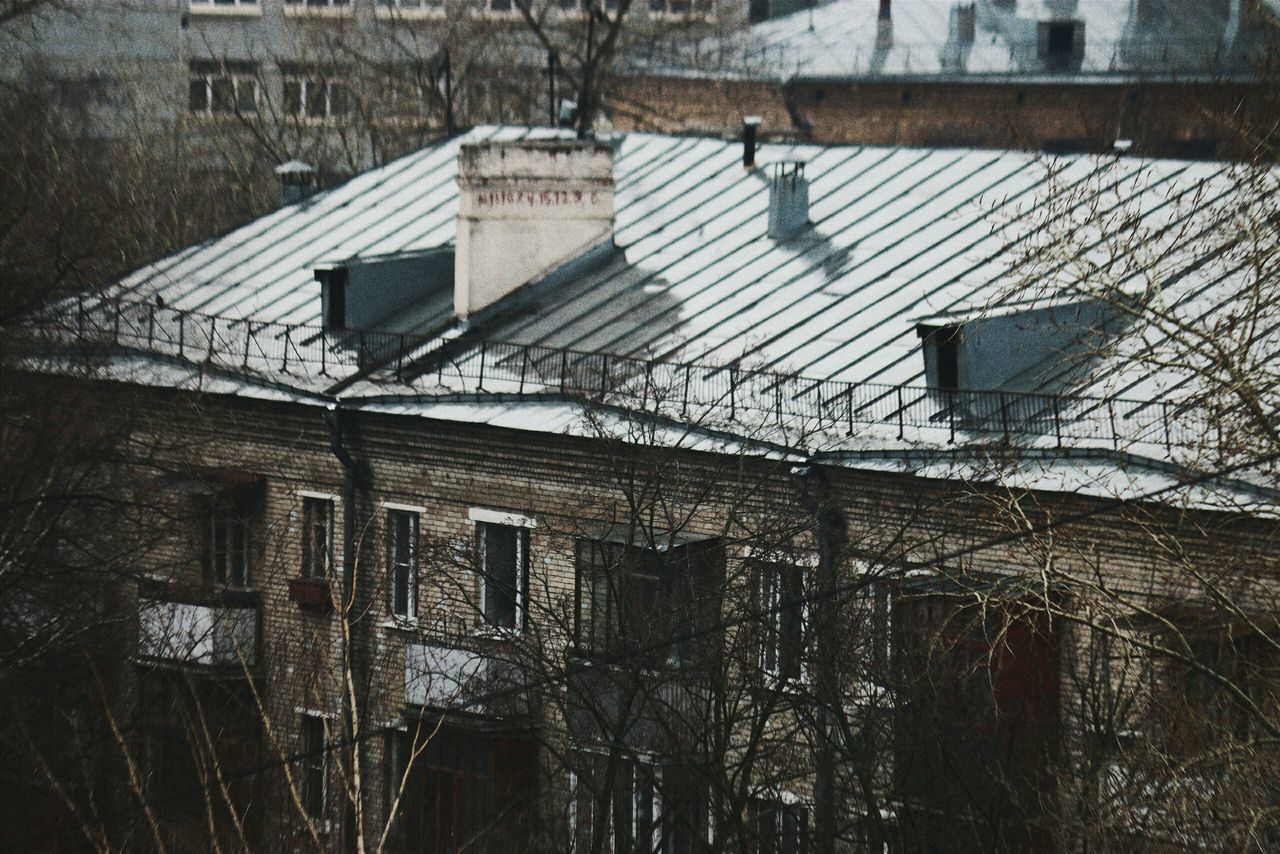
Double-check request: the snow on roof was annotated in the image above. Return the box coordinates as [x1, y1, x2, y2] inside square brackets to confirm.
[71, 125, 1276, 505]
[637, 0, 1270, 83]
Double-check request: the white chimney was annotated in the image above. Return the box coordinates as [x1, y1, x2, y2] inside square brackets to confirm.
[454, 140, 614, 319]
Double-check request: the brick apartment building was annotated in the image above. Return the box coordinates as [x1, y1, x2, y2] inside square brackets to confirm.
[10, 129, 1279, 851]
[617, 0, 1280, 159]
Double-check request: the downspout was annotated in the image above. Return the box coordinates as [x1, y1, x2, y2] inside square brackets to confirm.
[324, 401, 369, 853]
[792, 459, 846, 854]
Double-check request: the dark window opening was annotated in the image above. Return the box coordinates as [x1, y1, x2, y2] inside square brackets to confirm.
[479, 522, 528, 629]
[936, 329, 959, 390]
[749, 797, 810, 854]
[1047, 22, 1075, 57]
[401, 727, 535, 853]
[300, 715, 327, 819]
[759, 563, 806, 681]
[301, 496, 331, 579]
[320, 268, 347, 331]
[208, 492, 252, 587]
[901, 89, 912, 104]
[574, 535, 722, 667]
[388, 509, 418, 619]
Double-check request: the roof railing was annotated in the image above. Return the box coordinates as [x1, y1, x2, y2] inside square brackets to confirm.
[23, 295, 1211, 449]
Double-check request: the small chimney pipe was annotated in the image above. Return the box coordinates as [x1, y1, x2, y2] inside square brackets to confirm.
[879, 0, 890, 20]
[276, 160, 316, 206]
[742, 116, 762, 169]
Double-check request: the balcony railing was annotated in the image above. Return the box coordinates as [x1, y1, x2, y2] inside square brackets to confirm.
[26, 295, 1210, 450]
[137, 591, 260, 669]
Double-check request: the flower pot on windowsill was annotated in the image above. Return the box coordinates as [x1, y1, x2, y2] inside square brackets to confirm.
[288, 578, 332, 612]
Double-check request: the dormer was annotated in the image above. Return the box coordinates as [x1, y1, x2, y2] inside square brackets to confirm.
[916, 299, 1118, 394]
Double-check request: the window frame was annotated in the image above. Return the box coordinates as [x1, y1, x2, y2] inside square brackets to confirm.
[569, 747, 664, 854]
[385, 506, 420, 621]
[208, 493, 251, 588]
[300, 714, 328, 821]
[282, 68, 350, 121]
[476, 520, 530, 631]
[574, 534, 722, 668]
[300, 494, 334, 580]
[187, 60, 259, 117]
[758, 561, 809, 683]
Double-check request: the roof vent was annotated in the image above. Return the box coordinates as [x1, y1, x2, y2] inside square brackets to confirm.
[953, 2, 976, 43]
[767, 161, 809, 241]
[275, 160, 316, 206]
[742, 116, 762, 169]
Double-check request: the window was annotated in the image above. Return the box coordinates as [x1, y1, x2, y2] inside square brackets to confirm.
[384, 729, 410, 839]
[918, 324, 961, 390]
[749, 797, 809, 854]
[208, 494, 251, 587]
[376, 0, 445, 18]
[301, 496, 333, 579]
[575, 535, 722, 667]
[478, 522, 528, 629]
[401, 727, 537, 851]
[1156, 628, 1268, 756]
[188, 61, 258, 116]
[286, 0, 349, 6]
[759, 563, 806, 681]
[300, 714, 327, 820]
[571, 749, 662, 854]
[1047, 22, 1075, 57]
[388, 509, 419, 619]
[190, 0, 258, 7]
[284, 69, 349, 120]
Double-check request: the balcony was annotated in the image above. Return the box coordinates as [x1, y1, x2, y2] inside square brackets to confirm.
[137, 592, 259, 671]
[405, 642, 529, 719]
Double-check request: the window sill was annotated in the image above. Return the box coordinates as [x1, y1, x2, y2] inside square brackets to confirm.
[473, 625, 522, 641]
[374, 6, 446, 20]
[468, 9, 524, 19]
[381, 617, 420, 633]
[188, 4, 264, 17]
[283, 4, 355, 18]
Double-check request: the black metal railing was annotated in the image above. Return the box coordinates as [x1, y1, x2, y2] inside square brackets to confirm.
[428, 338, 1209, 449]
[25, 295, 1209, 449]
[26, 294, 412, 382]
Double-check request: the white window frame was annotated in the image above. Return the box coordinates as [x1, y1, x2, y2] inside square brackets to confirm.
[284, 0, 352, 15]
[375, 0, 446, 17]
[299, 713, 329, 821]
[384, 503, 422, 622]
[299, 493, 335, 580]
[283, 70, 349, 121]
[759, 562, 810, 684]
[568, 747, 663, 854]
[189, 0, 261, 14]
[471, 509, 533, 632]
[188, 60, 260, 116]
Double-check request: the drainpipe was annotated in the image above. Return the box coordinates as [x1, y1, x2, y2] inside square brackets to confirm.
[791, 460, 846, 854]
[324, 402, 370, 853]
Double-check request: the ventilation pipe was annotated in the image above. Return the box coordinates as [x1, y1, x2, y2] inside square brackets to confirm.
[742, 116, 762, 168]
[954, 2, 976, 42]
[768, 161, 809, 240]
[276, 160, 316, 206]
[879, 0, 890, 19]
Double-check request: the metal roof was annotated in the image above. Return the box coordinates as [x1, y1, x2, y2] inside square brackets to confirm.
[631, 0, 1271, 83]
[108, 125, 1251, 395]
[36, 124, 1270, 503]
